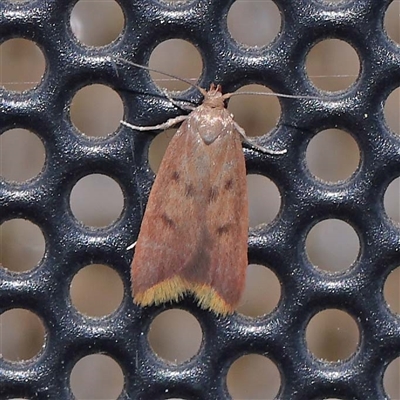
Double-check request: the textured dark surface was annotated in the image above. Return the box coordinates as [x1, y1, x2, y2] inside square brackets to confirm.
[0, 0, 399, 399]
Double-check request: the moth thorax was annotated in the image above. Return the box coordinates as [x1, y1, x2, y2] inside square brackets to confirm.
[196, 109, 232, 145]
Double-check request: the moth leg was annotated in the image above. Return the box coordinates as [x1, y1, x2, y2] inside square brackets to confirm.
[127, 241, 137, 250]
[121, 114, 189, 131]
[234, 121, 287, 155]
[162, 88, 196, 112]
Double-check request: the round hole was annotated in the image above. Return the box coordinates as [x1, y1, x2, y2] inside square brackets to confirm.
[384, 87, 400, 136]
[69, 174, 124, 227]
[70, 0, 124, 47]
[237, 264, 280, 317]
[384, 1, 400, 45]
[384, 357, 400, 399]
[384, 177, 400, 224]
[70, 84, 123, 137]
[305, 219, 359, 272]
[306, 309, 359, 361]
[148, 309, 202, 363]
[306, 129, 360, 182]
[0, 38, 45, 91]
[227, 354, 280, 399]
[70, 264, 124, 317]
[70, 354, 124, 399]
[306, 39, 359, 92]
[149, 39, 202, 92]
[228, 84, 281, 139]
[148, 128, 176, 174]
[0, 219, 45, 272]
[0, 129, 45, 182]
[247, 174, 281, 228]
[227, 0, 281, 47]
[384, 267, 400, 315]
[0, 308, 45, 361]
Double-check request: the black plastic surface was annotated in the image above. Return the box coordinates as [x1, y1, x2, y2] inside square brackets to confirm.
[0, 0, 400, 399]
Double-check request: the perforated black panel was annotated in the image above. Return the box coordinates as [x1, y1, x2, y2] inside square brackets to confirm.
[1, 0, 399, 399]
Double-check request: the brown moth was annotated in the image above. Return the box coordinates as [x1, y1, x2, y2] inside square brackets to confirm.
[122, 72, 286, 315]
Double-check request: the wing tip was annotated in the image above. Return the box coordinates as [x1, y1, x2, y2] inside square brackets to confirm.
[192, 283, 235, 315]
[133, 277, 235, 316]
[134, 276, 187, 306]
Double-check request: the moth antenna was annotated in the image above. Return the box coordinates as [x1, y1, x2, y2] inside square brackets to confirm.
[223, 91, 321, 101]
[116, 57, 207, 96]
[117, 58, 319, 102]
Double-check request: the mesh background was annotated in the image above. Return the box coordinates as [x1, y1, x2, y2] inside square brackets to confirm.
[0, 0, 400, 399]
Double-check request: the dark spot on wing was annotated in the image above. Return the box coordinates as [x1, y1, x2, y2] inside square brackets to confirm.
[224, 178, 234, 191]
[208, 186, 219, 203]
[171, 171, 180, 181]
[185, 183, 195, 197]
[216, 224, 232, 235]
[183, 226, 212, 282]
[161, 213, 176, 229]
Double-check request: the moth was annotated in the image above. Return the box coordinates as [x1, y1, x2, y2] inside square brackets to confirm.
[122, 62, 288, 315]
